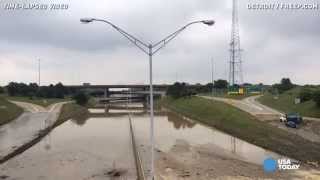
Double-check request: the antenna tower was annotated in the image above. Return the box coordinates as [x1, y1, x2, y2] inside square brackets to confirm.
[229, 0, 243, 86]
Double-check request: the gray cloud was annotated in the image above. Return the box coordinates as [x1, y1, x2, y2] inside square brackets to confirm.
[0, 0, 319, 86]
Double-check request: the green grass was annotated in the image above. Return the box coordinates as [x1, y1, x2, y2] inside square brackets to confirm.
[5, 96, 70, 107]
[258, 87, 320, 118]
[161, 96, 320, 165]
[0, 97, 23, 126]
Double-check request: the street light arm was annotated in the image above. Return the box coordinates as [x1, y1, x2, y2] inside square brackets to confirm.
[151, 21, 206, 55]
[93, 19, 150, 55]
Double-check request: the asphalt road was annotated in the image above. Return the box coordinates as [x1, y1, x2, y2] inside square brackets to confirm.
[199, 95, 282, 121]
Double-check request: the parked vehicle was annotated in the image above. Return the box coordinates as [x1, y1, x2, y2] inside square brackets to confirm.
[286, 113, 303, 124]
[285, 121, 297, 128]
[279, 113, 303, 128]
[279, 115, 286, 122]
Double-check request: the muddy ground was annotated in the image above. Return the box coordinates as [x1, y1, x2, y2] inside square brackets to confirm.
[267, 119, 320, 144]
[154, 140, 320, 180]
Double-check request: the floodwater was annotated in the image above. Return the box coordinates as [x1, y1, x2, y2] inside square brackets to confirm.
[0, 112, 52, 158]
[0, 105, 286, 180]
[130, 111, 284, 171]
[0, 117, 137, 180]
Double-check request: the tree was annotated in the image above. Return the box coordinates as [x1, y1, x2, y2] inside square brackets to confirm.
[299, 88, 314, 102]
[273, 78, 295, 93]
[281, 78, 294, 89]
[0, 86, 4, 94]
[166, 82, 193, 99]
[54, 82, 66, 98]
[73, 92, 89, 106]
[7, 82, 19, 96]
[313, 91, 320, 107]
[214, 79, 228, 89]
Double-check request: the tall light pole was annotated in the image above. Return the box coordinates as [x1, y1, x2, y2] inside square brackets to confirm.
[38, 59, 41, 89]
[80, 18, 214, 179]
[211, 58, 214, 97]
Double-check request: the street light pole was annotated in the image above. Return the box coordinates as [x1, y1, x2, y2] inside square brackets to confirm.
[38, 59, 41, 88]
[211, 58, 214, 97]
[80, 18, 214, 179]
[148, 44, 155, 178]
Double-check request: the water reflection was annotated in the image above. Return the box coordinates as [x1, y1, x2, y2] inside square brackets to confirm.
[70, 114, 89, 126]
[166, 112, 196, 129]
[86, 105, 283, 165]
[36, 104, 284, 167]
[231, 136, 236, 154]
[43, 134, 51, 151]
[166, 112, 241, 155]
[132, 112, 284, 165]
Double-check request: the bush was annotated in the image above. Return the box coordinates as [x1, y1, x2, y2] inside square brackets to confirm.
[72, 92, 89, 106]
[313, 91, 320, 107]
[214, 79, 228, 89]
[273, 78, 295, 94]
[0, 86, 4, 94]
[299, 88, 314, 102]
[166, 82, 193, 99]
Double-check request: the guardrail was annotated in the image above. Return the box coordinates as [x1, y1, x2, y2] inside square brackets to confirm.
[128, 116, 146, 180]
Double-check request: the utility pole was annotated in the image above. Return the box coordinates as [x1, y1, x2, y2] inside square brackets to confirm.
[211, 58, 214, 97]
[38, 59, 41, 88]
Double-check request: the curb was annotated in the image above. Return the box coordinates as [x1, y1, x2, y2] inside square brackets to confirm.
[129, 115, 146, 180]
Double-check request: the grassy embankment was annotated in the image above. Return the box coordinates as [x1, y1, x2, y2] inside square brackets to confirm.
[258, 87, 320, 118]
[161, 96, 320, 165]
[0, 97, 23, 126]
[6, 96, 70, 107]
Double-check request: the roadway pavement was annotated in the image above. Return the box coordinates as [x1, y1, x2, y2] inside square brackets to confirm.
[0, 101, 65, 160]
[200, 95, 320, 122]
[199, 95, 282, 121]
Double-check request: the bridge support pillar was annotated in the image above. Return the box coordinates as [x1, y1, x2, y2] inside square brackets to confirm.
[104, 88, 109, 108]
[143, 95, 149, 108]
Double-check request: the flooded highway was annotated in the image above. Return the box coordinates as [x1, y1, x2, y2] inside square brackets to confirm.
[0, 117, 137, 180]
[132, 112, 283, 166]
[0, 102, 64, 161]
[0, 104, 304, 180]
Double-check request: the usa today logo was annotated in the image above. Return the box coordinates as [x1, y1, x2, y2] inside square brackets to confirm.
[263, 158, 300, 172]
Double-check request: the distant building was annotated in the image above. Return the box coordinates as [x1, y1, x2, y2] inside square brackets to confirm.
[83, 83, 91, 86]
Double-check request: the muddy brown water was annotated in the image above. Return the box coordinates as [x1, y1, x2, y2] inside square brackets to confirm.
[0, 107, 285, 180]
[0, 116, 137, 180]
[133, 113, 283, 164]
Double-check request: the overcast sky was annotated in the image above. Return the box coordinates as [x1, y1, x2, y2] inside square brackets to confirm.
[0, 0, 319, 86]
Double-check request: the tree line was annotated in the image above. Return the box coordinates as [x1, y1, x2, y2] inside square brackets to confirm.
[2, 82, 75, 99]
[269, 78, 320, 107]
[166, 79, 229, 99]
[0, 82, 89, 106]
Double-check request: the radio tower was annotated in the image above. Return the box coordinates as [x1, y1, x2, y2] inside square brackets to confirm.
[229, 0, 243, 86]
